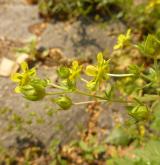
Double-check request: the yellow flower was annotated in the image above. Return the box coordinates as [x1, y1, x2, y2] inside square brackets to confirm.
[11, 62, 36, 93]
[114, 29, 131, 50]
[146, 0, 160, 11]
[85, 52, 110, 90]
[69, 60, 82, 81]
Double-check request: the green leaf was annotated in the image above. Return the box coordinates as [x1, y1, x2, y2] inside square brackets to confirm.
[84, 153, 94, 161]
[107, 157, 146, 165]
[134, 95, 159, 102]
[94, 145, 106, 154]
[128, 64, 142, 76]
[106, 127, 131, 146]
[137, 34, 160, 58]
[105, 84, 114, 99]
[135, 140, 160, 164]
[79, 141, 91, 152]
[151, 101, 160, 131]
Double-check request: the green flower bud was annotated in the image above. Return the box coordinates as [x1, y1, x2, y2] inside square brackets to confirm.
[57, 66, 70, 79]
[61, 79, 76, 91]
[55, 96, 72, 110]
[130, 105, 149, 120]
[20, 84, 46, 101]
[86, 81, 97, 91]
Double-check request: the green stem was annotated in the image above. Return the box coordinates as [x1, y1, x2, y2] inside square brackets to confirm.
[76, 89, 132, 104]
[140, 73, 151, 81]
[76, 89, 104, 100]
[46, 91, 72, 95]
[154, 57, 158, 71]
[47, 85, 133, 104]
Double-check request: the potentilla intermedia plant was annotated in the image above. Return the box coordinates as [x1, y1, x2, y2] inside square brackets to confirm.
[11, 30, 160, 122]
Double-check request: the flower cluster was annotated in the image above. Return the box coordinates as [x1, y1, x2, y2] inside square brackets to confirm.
[11, 62, 47, 101]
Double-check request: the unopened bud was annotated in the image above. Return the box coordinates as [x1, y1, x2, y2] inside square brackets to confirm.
[130, 105, 149, 120]
[20, 84, 46, 101]
[55, 96, 72, 110]
[57, 66, 70, 79]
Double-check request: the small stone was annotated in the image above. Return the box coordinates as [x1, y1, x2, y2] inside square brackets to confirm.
[49, 48, 64, 60]
[44, 48, 65, 66]
[16, 53, 29, 64]
[0, 58, 19, 77]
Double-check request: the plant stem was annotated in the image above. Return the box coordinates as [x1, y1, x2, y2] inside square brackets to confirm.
[76, 89, 104, 100]
[80, 77, 89, 83]
[76, 89, 132, 104]
[73, 100, 106, 105]
[48, 86, 133, 104]
[107, 73, 134, 77]
[140, 73, 151, 81]
[46, 91, 72, 95]
[49, 83, 65, 90]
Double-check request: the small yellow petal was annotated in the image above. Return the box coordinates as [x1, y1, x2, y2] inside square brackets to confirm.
[15, 86, 21, 93]
[97, 52, 103, 64]
[85, 65, 97, 76]
[11, 73, 22, 82]
[72, 60, 79, 69]
[21, 62, 28, 72]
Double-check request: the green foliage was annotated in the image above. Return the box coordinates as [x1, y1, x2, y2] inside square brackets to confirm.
[106, 127, 131, 146]
[129, 105, 149, 121]
[36, 0, 160, 35]
[16, 36, 38, 60]
[38, 0, 131, 19]
[124, 0, 160, 33]
[72, 136, 106, 162]
[137, 34, 160, 58]
[107, 140, 160, 165]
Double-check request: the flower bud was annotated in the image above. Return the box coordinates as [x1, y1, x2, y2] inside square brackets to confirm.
[20, 84, 46, 101]
[55, 96, 72, 110]
[86, 81, 97, 91]
[57, 66, 70, 79]
[130, 105, 149, 120]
